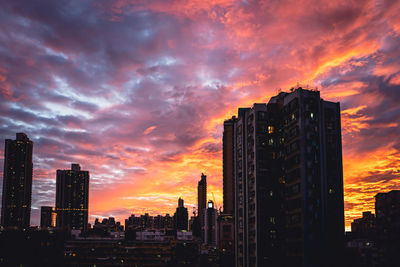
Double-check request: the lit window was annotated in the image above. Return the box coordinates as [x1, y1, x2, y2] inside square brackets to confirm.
[310, 112, 314, 119]
[268, 126, 274, 134]
[270, 217, 275, 224]
[268, 139, 274, 145]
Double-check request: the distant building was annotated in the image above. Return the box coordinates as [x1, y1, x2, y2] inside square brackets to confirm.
[94, 217, 124, 232]
[153, 214, 174, 229]
[136, 230, 166, 241]
[351, 211, 376, 239]
[203, 200, 218, 247]
[219, 213, 234, 266]
[198, 173, 207, 239]
[375, 190, 400, 265]
[1, 133, 33, 228]
[174, 198, 188, 231]
[40, 206, 54, 228]
[223, 118, 236, 215]
[55, 164, 89, 231]
[229, 88, 345, 267]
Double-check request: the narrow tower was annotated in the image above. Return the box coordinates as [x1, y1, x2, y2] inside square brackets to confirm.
[1, 133, 33, 228]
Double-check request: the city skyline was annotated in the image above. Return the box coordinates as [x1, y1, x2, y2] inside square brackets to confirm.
[1, 0, 400, 230]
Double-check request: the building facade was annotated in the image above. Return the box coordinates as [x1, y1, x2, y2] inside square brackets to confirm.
[375, 190, 400, 265]
[1, 133, 33, 228]
[223, 118, 236, 215]
[55, 164, 89, 231]
[230, 88, 344, 267]
[203, 200, 218, 246]
[40, 206, 54, 228]
[197, 173, 207, 239]
[174, 198, 188, 231]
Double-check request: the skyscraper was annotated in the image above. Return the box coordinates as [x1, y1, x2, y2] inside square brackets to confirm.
[197, 173, 207, 230]
[1, 133, 33, 228]
[174, 197, 188, 231]
[55, 164, 89, 231]
[40, 206, 54, 228]
[203, 200, 218, 246]
[375, 190, 400, 265]
[229, 87, 344, 267]
[223, 117, 236, 215]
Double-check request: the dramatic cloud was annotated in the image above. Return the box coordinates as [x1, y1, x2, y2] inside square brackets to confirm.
[1, 0, 400, 229]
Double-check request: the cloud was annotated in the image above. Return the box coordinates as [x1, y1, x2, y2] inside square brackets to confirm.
[0, 0, 400, 228]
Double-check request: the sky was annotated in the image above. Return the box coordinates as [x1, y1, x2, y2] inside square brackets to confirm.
[0, 0, 399, 230]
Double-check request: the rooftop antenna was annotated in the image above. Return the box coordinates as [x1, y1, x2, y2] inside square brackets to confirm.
[211, 192, 218, 211]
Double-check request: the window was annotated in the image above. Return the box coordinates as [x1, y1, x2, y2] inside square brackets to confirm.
[268, 126, 274, 134]
[268, 139, 274, 145]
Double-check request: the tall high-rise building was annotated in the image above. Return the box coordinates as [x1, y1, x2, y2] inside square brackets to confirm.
[197, 173, 207, 233]
[55, 164, 89, 231]
[223, 117, 236, 215]
[40, 206, 54, 228]
[1, 133, 33, 228]
[229, 88, 344, 267]
[203, 200, 218, 246]
[174, 197, 188, 231]
[375, 190, 400, 265]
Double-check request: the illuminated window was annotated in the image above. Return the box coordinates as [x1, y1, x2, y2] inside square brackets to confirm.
[269, 217, 275, 224]
[267, 126, 274, 134]
[310, 112, 314, 120]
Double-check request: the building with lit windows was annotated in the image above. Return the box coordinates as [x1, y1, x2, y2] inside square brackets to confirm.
[1, 133, 33, 228]
[229, 87, 344, 267]
[203, 200, 218, 247]
[55, 164, 89, 231]
[40, 206, 54, 228]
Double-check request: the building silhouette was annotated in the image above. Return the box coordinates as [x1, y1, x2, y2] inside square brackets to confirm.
[174, 197, 188, 231]
[55, 164, 89, 231]
[351, 211, 376, 239]
[228, 87, 344, 267]
[40, 206, 54, 228]
[375, 190, 400, 265]
[203, 200, 218, 246]
[197, 173, 207, 238]
[1, 133, 33, 228]
[223, 118, 236, 215]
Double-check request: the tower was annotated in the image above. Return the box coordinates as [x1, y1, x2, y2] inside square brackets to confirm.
[223, 117, 236, 215]
[55, 164, 89, 231]
[175, 197, 188, 231]
[230, 88, 344, 267]
[1, 133, 33, 228]
[197, 173, 207, 234]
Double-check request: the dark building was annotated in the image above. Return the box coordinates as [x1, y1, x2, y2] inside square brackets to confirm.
[40, 206, 54, 228]
[198, 173, 207, 238]
[93, 217, 124, 232]
[229, 87, 344, 267]
[219, 213, 234, 266]
[351, 211, 376, 239]
[375, 190, 400, 265]
[56, 164, 89, 231]
[1, 133, 33, 228]
[203, 200, 218, 246]
[223, 118, 236, 215]
[174, 198, 188, 231]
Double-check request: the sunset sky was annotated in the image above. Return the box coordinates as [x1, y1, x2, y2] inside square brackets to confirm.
[1, 0, 400, 230]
